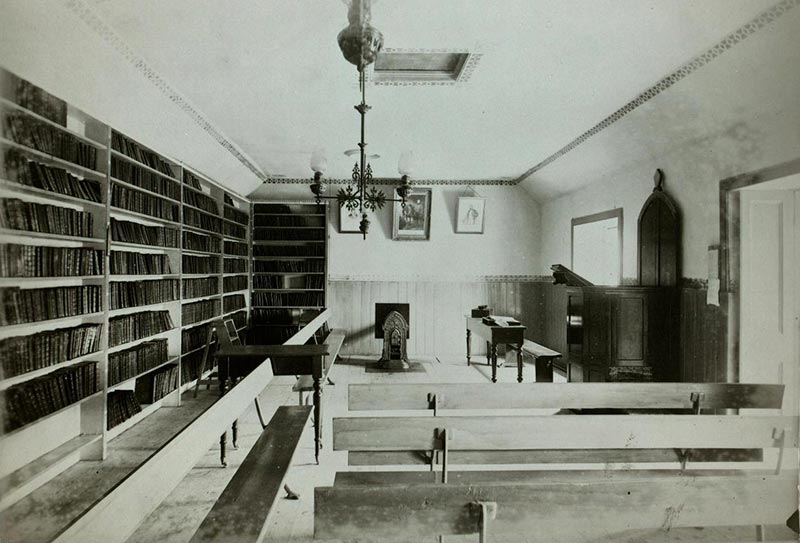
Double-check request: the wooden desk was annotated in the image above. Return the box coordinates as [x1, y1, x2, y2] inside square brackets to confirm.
[465, 317, 526, 383]
[215, 344, 330, 463]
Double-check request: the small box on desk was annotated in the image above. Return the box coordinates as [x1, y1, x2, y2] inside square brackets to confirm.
[471, 305, 491, 318]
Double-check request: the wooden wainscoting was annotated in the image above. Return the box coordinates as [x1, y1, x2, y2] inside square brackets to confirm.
[327, 278, 540, 356]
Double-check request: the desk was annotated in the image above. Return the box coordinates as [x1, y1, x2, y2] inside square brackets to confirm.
[465, 317, 526, 383]
[215, 344, 330, 464]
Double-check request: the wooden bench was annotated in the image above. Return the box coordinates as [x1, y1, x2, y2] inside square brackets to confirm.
[507, 339, 563, 381]
[190, 405, 312, 543]
[315, 382, 798, 542]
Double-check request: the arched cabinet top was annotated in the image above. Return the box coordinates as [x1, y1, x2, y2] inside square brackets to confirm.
[638, 169, 681, 286]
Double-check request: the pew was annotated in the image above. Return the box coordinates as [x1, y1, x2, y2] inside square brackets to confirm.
[315, 382, 798, 542]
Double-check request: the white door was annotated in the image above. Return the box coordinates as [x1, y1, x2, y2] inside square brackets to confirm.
[739, 187, 799, 415]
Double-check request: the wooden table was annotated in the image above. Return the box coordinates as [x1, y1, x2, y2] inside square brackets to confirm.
[215, 344, 330, 464]
[465, 317, 526, 383]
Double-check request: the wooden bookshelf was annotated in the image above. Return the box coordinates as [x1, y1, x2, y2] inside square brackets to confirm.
[0, 68, 252, 511]
[250, 202, 327, 343]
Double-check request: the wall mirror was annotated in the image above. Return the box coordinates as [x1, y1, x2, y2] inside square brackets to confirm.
[571, 208, 623, 286]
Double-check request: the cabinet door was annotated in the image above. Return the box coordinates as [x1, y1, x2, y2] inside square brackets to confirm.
[611, 292, 647, 366]
[583, 289, 609, 365]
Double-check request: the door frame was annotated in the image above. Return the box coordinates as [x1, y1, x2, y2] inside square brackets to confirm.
[718, 157, 800, 382]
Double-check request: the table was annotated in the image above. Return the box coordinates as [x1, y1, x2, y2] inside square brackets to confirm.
[465, 316, 527, 383]
[215, 344, 330, 464]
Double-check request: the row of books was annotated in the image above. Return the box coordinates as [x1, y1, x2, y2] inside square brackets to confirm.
[14, 76, 68, 126]
[252, 324, 299, 344]
[110, 279, 179, 310]
[254, 203, 321, 215]
[180, 350, 204, 385]
[223, 222, 246, 240]
[252, 291, 324, 307]
[224, 240, 248, 256]
[110, 156, 181, 201]
[252, 274, 283, 289]
[184, 207, 221, 233]
[109, 310, 174, 347]
[223, 294, 246, 314]
[134, 363, 178, 404]
[253, 244, 324, 257]
[111, 183, 179, 222]
[223, 258, 247, 274]
[182, 323, 214, 353]
[0, 244, 103, 277]
[4, 114, 98, 170]
[254, 215, 325, 228]
[254, 228, 325, 241]
[254, 260, 324, 273]
[111, 219, 179, 248]
[229, 309, 247, 330]
[0, 285, 102, 325]
[2, 361, 98, 432]
[0, 323, 102, 379]
[108, 338, 169, 386]
[251, 308, 296, 324]
[183, 254, 220, 274]
[1, 198, 94, 238]
[305, 274, 326, 289]
[224, 205, 249, 226]
[183, 230, 221, 254]
[4, 149, 103, 202]
[106, 390, 142, 429]
[223, 275, 247, 293]
[112, 132, 175, 179]
[182, 298, 221, 326]
[183, 171, 202, 190]
[183, 277, 219, 299]
[183, 186, 219, 216]
[110, 251, 173, 276]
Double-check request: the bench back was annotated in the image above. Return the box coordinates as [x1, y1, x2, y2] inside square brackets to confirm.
[348, 382, 785, 412]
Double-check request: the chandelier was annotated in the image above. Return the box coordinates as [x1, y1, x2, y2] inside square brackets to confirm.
[309, 0, 413, 239]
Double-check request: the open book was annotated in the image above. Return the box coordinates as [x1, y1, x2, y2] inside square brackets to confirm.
[483, 315, 521, 327]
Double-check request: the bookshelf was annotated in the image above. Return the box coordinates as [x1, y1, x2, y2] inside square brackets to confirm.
[250, 202, 327, 343]
[0, 68, 252, 510]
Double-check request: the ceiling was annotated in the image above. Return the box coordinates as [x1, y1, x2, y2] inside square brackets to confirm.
[80, 0, 780, 192]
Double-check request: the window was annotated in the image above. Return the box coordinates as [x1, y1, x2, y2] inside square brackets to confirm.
[571, 208, 623, 286]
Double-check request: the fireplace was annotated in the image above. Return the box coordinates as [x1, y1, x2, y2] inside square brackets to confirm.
[375, 303, 410, 370]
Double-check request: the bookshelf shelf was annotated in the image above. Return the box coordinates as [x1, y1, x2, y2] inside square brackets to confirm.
[181, 314, 222, 330]
[109, 206, 179, 227]
[253, 288, 324, 292]
[1, 391, 103, 439]
[110, 274, 179, 281]
[106, 356, 180, 391]
[0, 138, 105, 177]
[110, 241, 180, 252]
[182, 223, 222, 237]
[110, 176, 179, 203]
[0, 312, 105, 340]
[182, 293, 221, 303]
[0, 350, 103, 391]
[108, 300, 180, 317]
[0, 179, 106, 209]
[107, 328, 176, 354]
[0, 228, 105, 245]
[0, 276, 104, 287]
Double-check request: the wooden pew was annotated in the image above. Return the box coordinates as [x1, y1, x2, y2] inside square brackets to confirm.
[315, 383, 798, 542]
[190, 405, 311, 543]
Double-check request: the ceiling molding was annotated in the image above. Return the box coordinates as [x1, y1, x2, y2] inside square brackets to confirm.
[366, 48, 483, 87]
[262, 177, 517, 186]
[63, 0, 268, 182]
[514, 0, 800, 184]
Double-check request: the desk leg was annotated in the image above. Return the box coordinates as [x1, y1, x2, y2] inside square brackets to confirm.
[517, 343, 524, 383]
[313, 376, 322, 465]
[232, 419, 238, 449]
[219, 375, 228, 467]
[486, 341, 491, 366]
[466, 329, 472, 366]
[490, 344, 498, 383]
[254, 397, 267, 429]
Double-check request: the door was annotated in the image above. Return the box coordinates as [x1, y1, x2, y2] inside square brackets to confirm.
[740, 187, 799, 415]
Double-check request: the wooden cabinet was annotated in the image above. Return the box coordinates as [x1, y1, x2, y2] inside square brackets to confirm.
[565, 286, 677, 382]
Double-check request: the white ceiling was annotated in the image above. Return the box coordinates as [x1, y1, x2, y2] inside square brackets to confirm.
[84, 0, 778, 188]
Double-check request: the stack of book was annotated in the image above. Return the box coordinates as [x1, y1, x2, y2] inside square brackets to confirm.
[110, 157, 180, 200]
[0, 198, 94, 237]
[106, 390, 142, 429]
[4, 150, 102, 202]
[111, 219, 179, 248]
[182, 323, 214, 353]
[223, 258, 247, 273]
[183, 254, 220, 274]
[110, 251, 172, 275]
[223, 222, 246, 240]
[0, 285, 102, 325]
[253, 291, 323, 307]
[183, 186, 219, 215]
[5, 115, 97, 169]
[134, 363, 178, 404]
[108, 310, 174, 347]
[253, 244, 323, 257]
[183, 171, 202, 190]
[223, 275, 247, 293]
[0, 245, 103, 277]
[224, 240, 248, 256]
[2, 361, 98, 431]
[182, 298, 221, 325]
[254, 260, 324, 273]
[183, 207, 221, 232]
[254, 228, 324, 241]
[15, 78, 68, 125]
[182, 231, 220, 253]
[110, 279, 179, 310]
[182, 277, 219, 299]
[223, 294, 246, 313]
[0, 323, 102, 378]
[111, 184, 179, 222]
[111, 132, 175, 177]
[108, 339, 169, 386]
[224, 206, 249, 225]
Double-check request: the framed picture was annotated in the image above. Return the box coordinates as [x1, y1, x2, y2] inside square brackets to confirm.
[393, 188, 431, 240]
[456, 196, 486, 233]
[339, 206, 363, 233]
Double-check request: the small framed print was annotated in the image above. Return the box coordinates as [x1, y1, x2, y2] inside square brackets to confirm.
[456, 196, 486, 233]
[393, 188, 431, 240]
[339, 206, 363, 233]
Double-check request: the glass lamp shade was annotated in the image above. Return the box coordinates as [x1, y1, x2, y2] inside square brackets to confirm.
[397, 150, 415, 176]
[310, 149, 328, 173]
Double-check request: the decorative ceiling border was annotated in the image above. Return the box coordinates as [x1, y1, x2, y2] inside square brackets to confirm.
[514, 0, 799, 183]
[262, 177, 517, 186]
[366, 48, 483, 87]
[63, 0, 268, 181]
[329, 274, 541, 283]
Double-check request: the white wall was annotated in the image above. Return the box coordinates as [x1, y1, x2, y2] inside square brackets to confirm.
[528, 6, 800, 280]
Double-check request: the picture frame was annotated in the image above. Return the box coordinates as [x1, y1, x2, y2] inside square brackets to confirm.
[456, 196, 486, 234]
[339, 205, 363, 233]
[393, 188, 431, 240]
